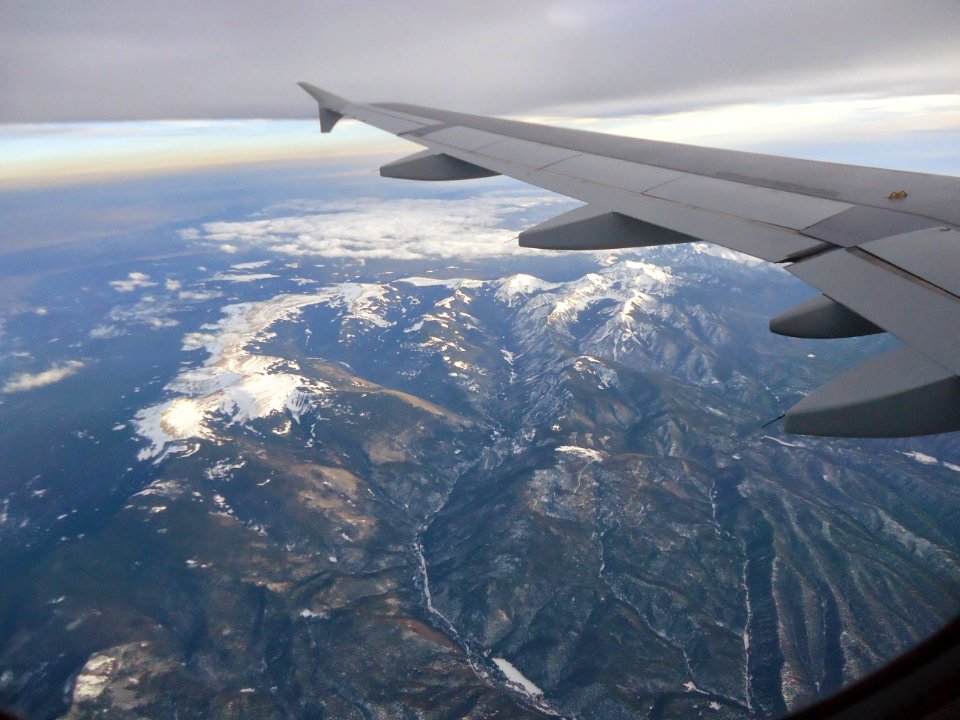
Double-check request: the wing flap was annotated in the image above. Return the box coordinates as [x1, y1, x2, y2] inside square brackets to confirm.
[800, 205, 939, 247]
[861, 227, 960, 297]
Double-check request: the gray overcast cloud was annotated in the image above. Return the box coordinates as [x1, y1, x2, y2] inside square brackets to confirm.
[2, 0, 959, 122]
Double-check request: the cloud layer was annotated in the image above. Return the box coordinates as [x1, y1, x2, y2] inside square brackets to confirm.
[187, 194, 568, 260]
[3, 1, 959, 122]
[3, 360, 85, 393]
[109, 272, 157, 292]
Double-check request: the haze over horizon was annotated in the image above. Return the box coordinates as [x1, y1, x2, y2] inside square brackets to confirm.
[2, 0, 960, 188]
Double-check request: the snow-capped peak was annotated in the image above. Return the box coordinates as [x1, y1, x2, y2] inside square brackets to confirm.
[134, 293, 335, 461]
[495, 274, 560, 306]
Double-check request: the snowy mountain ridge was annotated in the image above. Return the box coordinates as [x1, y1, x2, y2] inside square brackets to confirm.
[131, 249, 768, 463]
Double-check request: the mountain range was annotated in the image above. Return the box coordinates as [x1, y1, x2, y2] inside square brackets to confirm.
[2, 245, 959, 719]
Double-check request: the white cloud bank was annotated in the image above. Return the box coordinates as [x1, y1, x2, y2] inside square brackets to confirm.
[3, 360, 85, 393]
[109, 272, 157, 292]
[185, 195, 564, 261]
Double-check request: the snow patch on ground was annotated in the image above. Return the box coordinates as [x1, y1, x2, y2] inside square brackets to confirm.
[692, 242, 767, 267]
[230, 260, 270, 270]
[134, 293, 337, 460]
[329, 284, 395, 327]
[396, 276, 461, 288]
[900, 450, 939, 465]
[209, 272, 279, 283]
[496, 274, 559, 305]
[763, 435, 806, 449]
[556, 445, 605, 462]
[72, 653, 116, 701]
[134, 479, 183, 499]
[500, 261, 677, 354]
[134, 280, 426, 460]
[492, 657, 543, 697]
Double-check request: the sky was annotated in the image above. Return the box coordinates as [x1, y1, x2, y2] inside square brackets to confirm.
[2, 0, 960, 186]
[4, 0, 959, 121]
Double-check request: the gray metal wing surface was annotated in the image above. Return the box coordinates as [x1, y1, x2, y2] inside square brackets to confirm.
[299, 82, 960, 438]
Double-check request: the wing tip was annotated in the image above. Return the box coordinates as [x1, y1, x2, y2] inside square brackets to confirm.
[296, 81, 319, 98]
[298, 82, 348, 133]
[297, 83, 348, 110]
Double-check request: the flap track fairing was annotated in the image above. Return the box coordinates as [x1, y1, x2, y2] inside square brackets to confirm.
[784, 346, 960, 437]
[519, 205, 695, 250]
[770, 295, 883, 338]
[380, 150, 500, 181]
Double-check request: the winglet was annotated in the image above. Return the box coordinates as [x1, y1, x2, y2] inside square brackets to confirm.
[297, 82, 349, 133]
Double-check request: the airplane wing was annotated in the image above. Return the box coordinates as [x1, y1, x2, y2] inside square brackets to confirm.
[298, 83, 960, 439]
